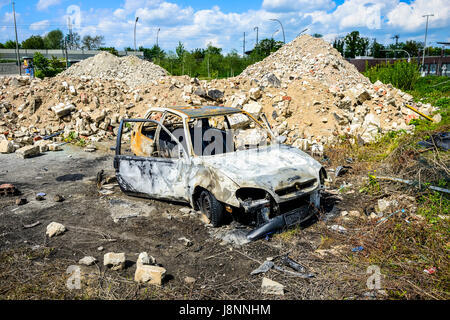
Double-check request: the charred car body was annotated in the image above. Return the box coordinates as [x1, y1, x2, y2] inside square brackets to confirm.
[113, 106, 327, 240]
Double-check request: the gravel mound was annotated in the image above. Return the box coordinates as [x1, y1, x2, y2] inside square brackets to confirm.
[240, 34, 371, 90]
[60, 52, 168, 88]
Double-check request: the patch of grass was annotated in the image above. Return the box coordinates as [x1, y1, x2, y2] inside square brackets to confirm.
[364, 60, 420, 91]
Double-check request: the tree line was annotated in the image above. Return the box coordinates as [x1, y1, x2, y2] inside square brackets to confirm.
[0, 30, 105, 50]
[333, 30, 450, 59]
[126, 38, 284, 79]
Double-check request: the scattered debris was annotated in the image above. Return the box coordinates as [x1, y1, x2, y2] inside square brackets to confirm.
[280, 255, 306, 273]
[417, 132, 450, 151]
[250, 261, 274, 275]
[46, 222, 66, 238]
[23, 221, 40, 229]
[423, 267, 437, 275]
[0, 183, 18, 196]
[335, 165, 352, 177]
[378, 176, 450, 194]
[351, 246, 364, 252]
[178, 237, 193, 247]
[79, 256, 98, 266]
[184, 276, 196, 284]
[15, 198, 27, 205]
[261, 277, 284, 295]
[53, 194, 64, 202]
[103, 252, 126, 270]
[329, 224, 347, 233]
[36, 192, 46, 201]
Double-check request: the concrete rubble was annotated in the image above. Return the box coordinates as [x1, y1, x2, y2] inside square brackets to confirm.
[261, 277, 284, 295]
[0, 35, 441, 156]
[46, 222, 66, 238]
[134, 251, 166, 285]
[103, 252, 126, 270]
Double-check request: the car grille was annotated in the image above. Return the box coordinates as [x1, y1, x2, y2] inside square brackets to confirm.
[275, 178, 317, 197]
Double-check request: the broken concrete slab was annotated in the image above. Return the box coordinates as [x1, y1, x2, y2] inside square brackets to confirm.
[261, 277, 284, 295]
[0, 140, 14, 153]
[16, 145, 40, 159]
[134, 264, 166, 285]
[79, 256, 98, 266]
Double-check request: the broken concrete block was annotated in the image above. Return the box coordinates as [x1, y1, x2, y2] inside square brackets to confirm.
[48, 143, 62, 151]
[243, 102, 263, 119]
[79, 256, 97, 266]
[46, 222, 66, 238]
[249, 87, 262, 100]
[137, 252, 156, 266]
[16, 145, 40, 158]
[261, 277, 284, 295]
[0, 140, 14, 153]
[134, 264, 166, 285]
[355, 89, 371, 103]
[104, 252, 126, 270]
[52, 103, 76, 118]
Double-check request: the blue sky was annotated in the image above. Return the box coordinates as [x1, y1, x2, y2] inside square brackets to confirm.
[1, 0, 449, 53]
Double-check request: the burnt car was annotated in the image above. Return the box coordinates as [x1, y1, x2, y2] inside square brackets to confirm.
[113, 105, 327, 240]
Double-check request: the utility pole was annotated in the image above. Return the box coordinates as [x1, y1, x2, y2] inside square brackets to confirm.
[134, 17, 139, 54]
[12, 1, 21, 75]
[270, 18, 285, 43]
[156, 27, 160, 47]
[422, 14, 434, 68]
[243, 32, 246, 56]
[254, 27, 259, 46]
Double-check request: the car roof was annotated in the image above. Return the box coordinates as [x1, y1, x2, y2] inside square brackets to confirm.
[164, 105, 242, 118]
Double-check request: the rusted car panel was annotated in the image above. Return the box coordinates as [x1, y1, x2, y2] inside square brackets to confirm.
[114, 106, 327, 239]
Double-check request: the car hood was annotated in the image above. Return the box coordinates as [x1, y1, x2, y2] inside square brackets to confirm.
[200, 144, 322, 192]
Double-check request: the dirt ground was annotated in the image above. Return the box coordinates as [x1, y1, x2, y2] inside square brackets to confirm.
[0, 143, 387, 300]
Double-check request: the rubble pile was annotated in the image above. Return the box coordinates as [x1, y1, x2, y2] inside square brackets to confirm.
[0, 35, 442, 156]
[60, 51, 168, 88]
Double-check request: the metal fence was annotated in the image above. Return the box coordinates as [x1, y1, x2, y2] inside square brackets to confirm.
[0, 49, 143, 60]
[0, 62, 19, 75]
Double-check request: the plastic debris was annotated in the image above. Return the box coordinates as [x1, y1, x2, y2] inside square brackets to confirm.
[250, 261, 275, 275]
[351, 246, 364, 252]
[423, 267, 437, 275]
[330, 224, 347, 233]
[335, 165, 352, 177]
[280, 255, 306, 273]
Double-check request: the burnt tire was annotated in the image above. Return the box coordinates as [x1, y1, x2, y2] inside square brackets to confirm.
[199, 190, 224, 227]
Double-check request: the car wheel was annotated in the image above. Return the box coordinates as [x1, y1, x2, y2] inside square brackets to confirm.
[199, 190, 224, 227]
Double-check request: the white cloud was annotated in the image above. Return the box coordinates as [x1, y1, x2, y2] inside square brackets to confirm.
[262, 0, 336, 12]
[30, 20, 50, 31]
[387, 0, 450, 31]
[37, 0, 61, 11]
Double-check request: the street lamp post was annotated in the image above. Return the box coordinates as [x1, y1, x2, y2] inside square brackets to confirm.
[12, 1, 21, 75]
[134, 17, 139, 54]
[156, 28, 160, 47]
[269, 18, 285, 43]
[422, 14, 434, 68]
[382, 49, 411, 62]
[298, 28, 308, 37]
[254, 26, 259, 45]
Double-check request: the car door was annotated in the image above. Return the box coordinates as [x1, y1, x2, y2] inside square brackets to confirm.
[114, 119, 191, 202]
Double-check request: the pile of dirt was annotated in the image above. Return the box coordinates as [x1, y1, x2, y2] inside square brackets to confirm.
[60, 52, 168, 88]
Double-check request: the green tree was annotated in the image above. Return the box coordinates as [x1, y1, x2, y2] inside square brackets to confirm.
[344, 31, 369, 58]
[22, 35, 45, 49]
[99, 47, 119, 56]
[4, 40, 19, 49]
[81, 35, 105, 50]
[370, 39, 385, 58]
[333, 38, 345, 56]
[176, 41, 186, 59]
[44, 29, 63, 49]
